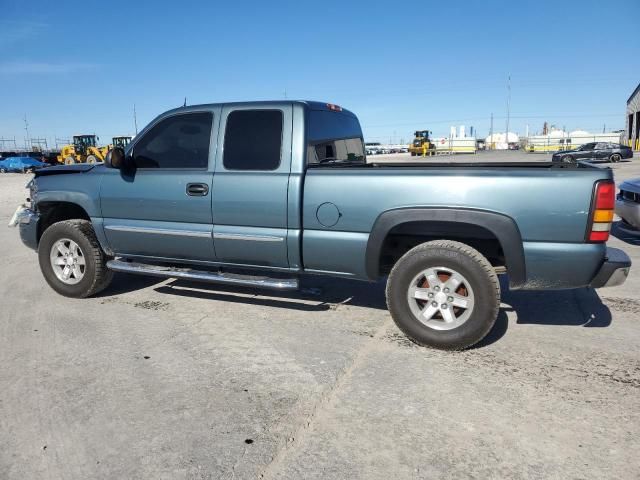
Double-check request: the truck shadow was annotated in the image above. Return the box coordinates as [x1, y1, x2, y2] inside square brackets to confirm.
[500, 280, 612, 328]
[103, 272, 611, 346]
[152, 275, 389, 312]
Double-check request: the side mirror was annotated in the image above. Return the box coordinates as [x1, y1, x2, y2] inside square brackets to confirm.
[107, 147, 126, 169]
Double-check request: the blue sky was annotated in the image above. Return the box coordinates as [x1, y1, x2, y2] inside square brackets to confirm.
[0, 0, 638, 147]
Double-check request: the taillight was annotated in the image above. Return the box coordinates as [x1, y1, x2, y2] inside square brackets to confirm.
[588, 181, 615, 242]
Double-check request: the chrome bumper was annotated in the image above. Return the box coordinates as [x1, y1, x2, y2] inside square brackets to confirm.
[8, 204, 39, 250]
[8, 204, 37, 227]
[590, 247, 631, 288]
[615, 198, 640, 230]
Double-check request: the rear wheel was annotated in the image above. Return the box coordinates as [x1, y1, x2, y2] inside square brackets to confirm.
[610, 153, 621, 163]
[38, 220, 113, 298]
[386, 240, 500, 350]
[86, 155, 98, 164]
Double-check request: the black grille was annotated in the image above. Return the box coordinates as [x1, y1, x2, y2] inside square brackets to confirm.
[620, 189, 640, 203]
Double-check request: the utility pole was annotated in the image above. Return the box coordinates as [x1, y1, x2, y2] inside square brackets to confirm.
[489, 113, 494, 150]
[505, 74, 511, 146]
[133, 104, 138, 135]
[23, 115, 30, 151]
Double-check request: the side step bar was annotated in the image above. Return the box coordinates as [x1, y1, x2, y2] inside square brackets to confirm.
[106, 260, 299, 291]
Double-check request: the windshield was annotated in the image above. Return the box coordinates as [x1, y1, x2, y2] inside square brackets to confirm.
[578, 143, 595, 151]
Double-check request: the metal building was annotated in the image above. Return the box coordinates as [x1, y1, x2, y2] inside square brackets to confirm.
[627, 82, 640, 151]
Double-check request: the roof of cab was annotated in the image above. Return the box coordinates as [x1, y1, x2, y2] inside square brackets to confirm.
[162, 100, 356, 117]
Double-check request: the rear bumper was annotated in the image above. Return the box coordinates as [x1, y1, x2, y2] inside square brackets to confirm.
[8, 204, 39, 250]
[590, 247, 631, 288]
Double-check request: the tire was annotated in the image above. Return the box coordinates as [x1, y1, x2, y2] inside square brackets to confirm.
[386, 240, 500, 350]
[86, 155, 98, 164]
[562, 155, 575, 163]
[0, 168, 6, 173]
[610, 153, 621, 163]
[38, 220, 113, 298]
[64, 156, 77, 165]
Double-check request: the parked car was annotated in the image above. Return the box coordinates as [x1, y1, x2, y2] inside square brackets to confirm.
[8, 100, 631, 350]
[552, 142, 633, 163]
[0, 156, 50, 173]
[616, 178, 640, 232]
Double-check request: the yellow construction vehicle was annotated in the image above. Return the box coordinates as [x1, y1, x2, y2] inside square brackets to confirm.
[408, 130, 435, 157]
[57, 135, 107, 164]
[110, 136, 132, 151]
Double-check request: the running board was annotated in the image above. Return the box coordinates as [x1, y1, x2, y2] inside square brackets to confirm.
[106, 260, 299, 290]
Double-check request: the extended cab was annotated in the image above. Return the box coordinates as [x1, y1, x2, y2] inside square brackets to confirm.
[9, 101, 632, 349]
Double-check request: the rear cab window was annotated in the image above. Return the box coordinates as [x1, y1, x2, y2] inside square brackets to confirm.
[306, 106, 366, 167]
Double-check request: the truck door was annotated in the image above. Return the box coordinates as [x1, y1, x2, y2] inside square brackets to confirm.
[211, 105, 292, 268]
[100, 110, 218, 261]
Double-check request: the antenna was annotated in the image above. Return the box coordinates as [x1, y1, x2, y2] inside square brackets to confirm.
[183, 97, 187, 107]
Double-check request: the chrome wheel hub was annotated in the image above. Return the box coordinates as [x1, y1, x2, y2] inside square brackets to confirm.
[50, 238, 86, 285]
[407, 266, 475, 330]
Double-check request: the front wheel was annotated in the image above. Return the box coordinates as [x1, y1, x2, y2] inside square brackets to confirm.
[562, 155, 575, 163]
[64, 156, 77, 165]
[38, 220, 113, 298]
[386, 240, 501, 350]
[610, 153, 621, 163]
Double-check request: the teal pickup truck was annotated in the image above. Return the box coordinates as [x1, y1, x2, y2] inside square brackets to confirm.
[9, 101, 631, 350]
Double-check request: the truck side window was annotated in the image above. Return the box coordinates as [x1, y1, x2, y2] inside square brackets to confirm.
[223, 110, 283, 170]
[133, 112, 213, 169]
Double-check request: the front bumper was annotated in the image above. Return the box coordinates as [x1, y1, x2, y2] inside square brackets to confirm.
[615, 198, 640, 230]
[8, 204, 39, 250]
[590, 247, 631, 288]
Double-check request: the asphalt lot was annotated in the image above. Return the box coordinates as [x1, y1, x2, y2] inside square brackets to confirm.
[1, 151, 639, 479]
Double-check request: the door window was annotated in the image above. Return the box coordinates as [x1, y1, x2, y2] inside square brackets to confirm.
[223, 110, 283, 170]
[133, 112, 213, 169]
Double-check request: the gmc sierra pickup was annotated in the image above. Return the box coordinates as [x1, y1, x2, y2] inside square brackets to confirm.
[9, 101, 632, 350]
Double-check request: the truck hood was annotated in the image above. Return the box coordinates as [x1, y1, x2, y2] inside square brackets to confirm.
[34, 164, 97, 177]
[620, 178, 640, 195]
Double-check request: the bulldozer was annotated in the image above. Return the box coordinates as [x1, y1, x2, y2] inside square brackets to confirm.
[57, 135, 108, 164]
[408, 130, 436, 157]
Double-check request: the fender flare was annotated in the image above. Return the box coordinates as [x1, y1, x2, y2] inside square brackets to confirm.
[365, 207, 526, 288]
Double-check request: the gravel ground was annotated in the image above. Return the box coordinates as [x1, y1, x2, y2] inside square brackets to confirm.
[1, 151, 639, 479]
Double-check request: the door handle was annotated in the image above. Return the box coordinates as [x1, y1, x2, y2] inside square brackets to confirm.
[186, 183, 209, 196]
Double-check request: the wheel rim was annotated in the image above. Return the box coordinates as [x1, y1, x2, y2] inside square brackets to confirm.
[406, 266, 475, 331]
[612, 154, 620, 162]
[50, 238, 86, 285]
